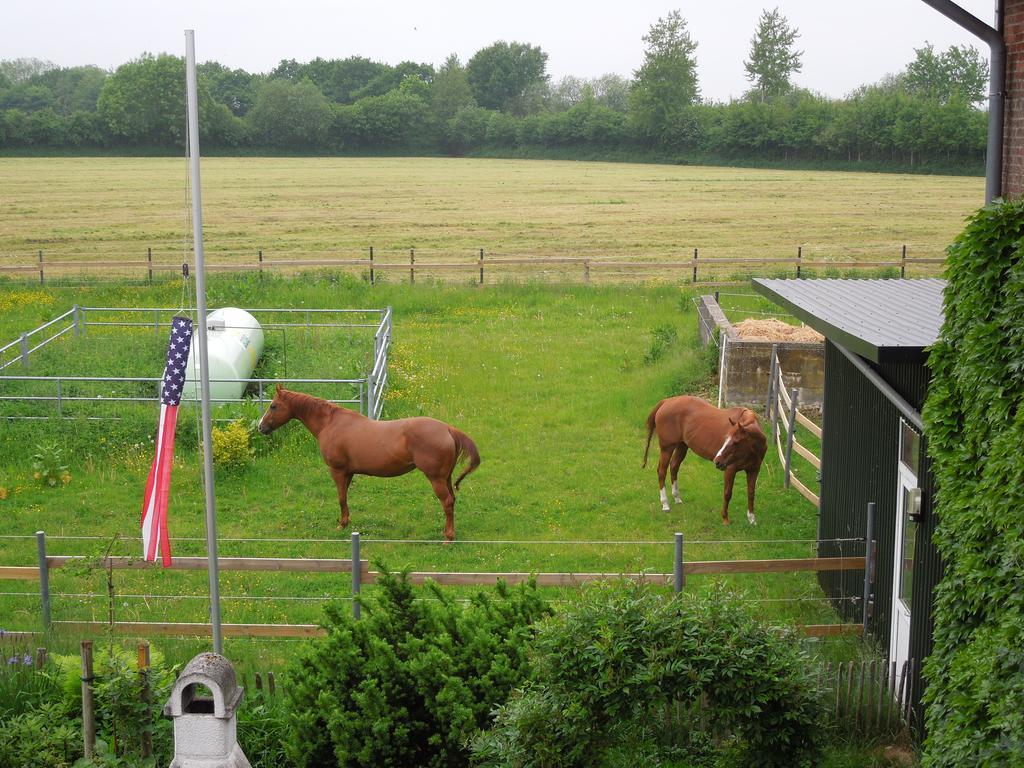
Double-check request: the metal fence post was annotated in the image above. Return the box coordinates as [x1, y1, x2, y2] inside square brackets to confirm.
[766, 344, 778, 419]
[37, 531, 51, 630]
[674, 532, 684, 592]
[73, 304, 81, 337]
[56, 379, 63, 418]
[20, 333, 29, 369]
[351, 532, 361, 621]
[784, 388, 799, 488]
[366, 368, 375, 419]
[863, 502, 876, 638]
[479, 248, 484, 285]
[369, 246, 374, 286]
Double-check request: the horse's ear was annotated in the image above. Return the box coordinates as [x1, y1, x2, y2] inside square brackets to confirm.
[275, 384, 283, 395]
[729, 417, 737, 426]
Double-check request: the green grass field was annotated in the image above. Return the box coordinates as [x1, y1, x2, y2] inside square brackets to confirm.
[0, 157, 981, 279]
[0, 274, 875, 668]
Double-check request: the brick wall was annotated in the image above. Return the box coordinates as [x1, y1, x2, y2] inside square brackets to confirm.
[1005, 0, 1024, 198]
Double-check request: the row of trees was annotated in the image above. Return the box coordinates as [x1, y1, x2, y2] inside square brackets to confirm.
[0, 8, 989, 169]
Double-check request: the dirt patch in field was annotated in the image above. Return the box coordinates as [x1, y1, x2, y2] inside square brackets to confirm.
[732, 318, 823, 343]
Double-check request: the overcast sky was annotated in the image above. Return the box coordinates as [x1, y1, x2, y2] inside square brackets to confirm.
[7, 1, 997, 102]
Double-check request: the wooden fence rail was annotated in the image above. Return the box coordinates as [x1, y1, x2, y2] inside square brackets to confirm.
[0, 247, 946, 285]
[767, 346, 822, 508]
[1, 532, 867, 639]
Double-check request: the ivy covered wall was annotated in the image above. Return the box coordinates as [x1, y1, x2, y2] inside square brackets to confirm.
[921, 198, 1024, 765]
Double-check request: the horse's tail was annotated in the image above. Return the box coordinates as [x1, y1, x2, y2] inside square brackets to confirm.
[642, 400, 664, 468]
[450, 427, 481, 490]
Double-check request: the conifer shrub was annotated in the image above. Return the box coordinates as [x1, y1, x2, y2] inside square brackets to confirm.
[283, 567, 552, 768]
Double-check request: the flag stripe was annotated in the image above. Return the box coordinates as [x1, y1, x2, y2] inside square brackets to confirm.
[140, 316, 193, 568]
[142, 404, 169, 561]
[154, 405, 178, 567]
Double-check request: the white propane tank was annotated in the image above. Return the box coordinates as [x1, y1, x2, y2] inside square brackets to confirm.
[182, 307, 265, 402]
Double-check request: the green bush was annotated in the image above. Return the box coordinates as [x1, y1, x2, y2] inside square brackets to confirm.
[283, 567, 552, 768]
[49, 644, 176, 766]
[472, 583, 823, 768]
[0, 701, 81, 768]
[921, 197, 1024, 766]
[211, 420, 255, 470]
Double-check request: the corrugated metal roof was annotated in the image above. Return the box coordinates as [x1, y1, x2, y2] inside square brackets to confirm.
[751, 278, 946, 363]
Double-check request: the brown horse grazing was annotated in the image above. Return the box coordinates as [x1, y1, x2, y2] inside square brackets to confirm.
[257, 387, 480, 540]
[643, 396, 767, 526]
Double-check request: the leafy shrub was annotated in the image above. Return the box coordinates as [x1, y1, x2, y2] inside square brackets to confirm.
[472, 583, 823, 768]
[32, 442, 71, 486]
[921, 198, 1024, 766]
[283, 567, 552, 768]
[211, 420, 255, 470]
[0, 701, 81, 768]
[49, 644, 176, 766]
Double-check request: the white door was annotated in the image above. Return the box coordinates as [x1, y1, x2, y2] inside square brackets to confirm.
[890, 421, 921, 676]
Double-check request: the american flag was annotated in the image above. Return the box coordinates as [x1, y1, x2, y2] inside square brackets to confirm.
[140, 316, 193, 567]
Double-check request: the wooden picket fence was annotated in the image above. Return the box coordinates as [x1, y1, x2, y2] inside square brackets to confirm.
[822, 657, 915, 736]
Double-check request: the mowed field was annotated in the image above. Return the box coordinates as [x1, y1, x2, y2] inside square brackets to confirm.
[0, 157, 983, 274]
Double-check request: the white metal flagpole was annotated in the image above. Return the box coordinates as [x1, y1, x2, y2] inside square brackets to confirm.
[185, 29, 224, 654]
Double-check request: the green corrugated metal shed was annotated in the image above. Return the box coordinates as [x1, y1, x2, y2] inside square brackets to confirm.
[752, 278, 944, 739]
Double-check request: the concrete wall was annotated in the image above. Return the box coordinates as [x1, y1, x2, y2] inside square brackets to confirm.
[1006, 0, 1024, 199]
[697, 295, 824, 413]
[722, 338, 825, 413]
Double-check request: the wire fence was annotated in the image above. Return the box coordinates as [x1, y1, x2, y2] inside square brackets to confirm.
[0, 530, 871, 640]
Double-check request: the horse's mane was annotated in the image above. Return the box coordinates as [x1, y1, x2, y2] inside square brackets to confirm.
[282, 388, 336, 420]
[736, 408, 765, 436]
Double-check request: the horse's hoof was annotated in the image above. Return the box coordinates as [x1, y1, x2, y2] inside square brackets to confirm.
[673, 496, 683, 505]
[661, 505, 671, 513]
[747, 512, 757, 526]
[722, 519, 731, 526]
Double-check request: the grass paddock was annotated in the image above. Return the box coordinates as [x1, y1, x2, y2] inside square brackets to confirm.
[0, 275, 878, 671]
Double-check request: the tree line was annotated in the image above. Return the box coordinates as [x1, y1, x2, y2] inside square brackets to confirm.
[0, 8, 988, 171]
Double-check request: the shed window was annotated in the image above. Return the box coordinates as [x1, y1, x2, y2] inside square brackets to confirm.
[900, 422, 921, 473]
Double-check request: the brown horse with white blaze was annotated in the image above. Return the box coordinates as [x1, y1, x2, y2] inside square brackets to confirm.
[643, 396, 767, 525]
[258, 387, 480, 540]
